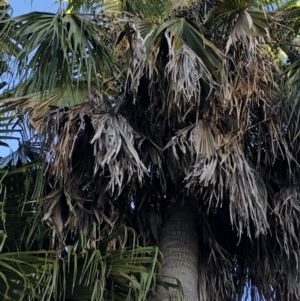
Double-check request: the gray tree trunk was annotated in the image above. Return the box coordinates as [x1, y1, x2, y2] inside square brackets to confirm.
[157, 198, 199, 301]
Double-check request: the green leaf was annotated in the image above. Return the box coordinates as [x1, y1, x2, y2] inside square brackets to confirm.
[13, 11, 111, 96]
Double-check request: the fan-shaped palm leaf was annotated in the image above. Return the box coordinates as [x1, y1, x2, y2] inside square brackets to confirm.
[13, 10, 111, 96]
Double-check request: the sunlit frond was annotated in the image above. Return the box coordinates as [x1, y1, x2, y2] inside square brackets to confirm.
[13, 11, 111, 95]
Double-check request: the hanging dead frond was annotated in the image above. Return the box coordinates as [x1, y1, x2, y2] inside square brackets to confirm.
[225, 9, 256, 54]
[29, 90, 148, 197]
[166, 121, 268, 238]
[217, 138, 268, 238]
[121, 15, 221, 120]
[272, 187, 300, 260]
[164, 31, 214, 115]
[120, 17, 155, 102]
[198, 211, 235, 301]
[90, 111, 148, 194]
[2, 89, 149, 242]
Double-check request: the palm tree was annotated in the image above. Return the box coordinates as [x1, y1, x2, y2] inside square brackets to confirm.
[3, 0, 300, 300]
[0, 2, 161, 301]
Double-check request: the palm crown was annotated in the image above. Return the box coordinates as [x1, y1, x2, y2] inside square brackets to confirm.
[1, 0, 300, 300]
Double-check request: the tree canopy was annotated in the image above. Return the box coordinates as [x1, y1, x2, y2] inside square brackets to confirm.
[2, 0, 300, 300]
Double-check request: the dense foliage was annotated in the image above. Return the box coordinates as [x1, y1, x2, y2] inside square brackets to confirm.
[2, 0, 300, 300]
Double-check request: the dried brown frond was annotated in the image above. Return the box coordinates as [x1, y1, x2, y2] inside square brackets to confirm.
[272, 187, 300, 259]
[120, 16, 216, 121]
[164, 31, 215, 117]
[3, 90, 149, 243]
[198, 211, 235, 301]
[166, 121, 268, 237]
[30, 90, 148, 197]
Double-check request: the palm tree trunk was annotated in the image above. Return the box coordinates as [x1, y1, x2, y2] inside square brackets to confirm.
[157, 198, 199, 301]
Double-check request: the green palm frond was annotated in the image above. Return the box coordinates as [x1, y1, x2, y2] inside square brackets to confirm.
[0, 250, 57, 300]
[0, 148, 163, 300]
[148, 17, 224, 69]
[0, 225, 163, 301]
[0, 155, 45, 250]
[208, 0, 282, 39]
[64, 0, 101, 12]
[65, 227, 161, 301]
[0, 4, 19, 57]
[279, 1, 300, 37]
[15, 81, 90, 108]
[274, 0, 300, 10]
[102, 0, 168, 18]
[123, 16, 223, 105]
[13, 10, 111, 96]
[0, 143, 39, 168]
[62, 0, 168, 17]
[0, 4, 19, 91]
[0, 116, 21, 148]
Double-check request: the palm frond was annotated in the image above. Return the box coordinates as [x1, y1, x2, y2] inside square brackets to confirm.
[102, 0, 169, 18]
[0, 225, 163, 301]
[13, 10, 111, 96]
[0, 4, 19, 57]
[118, 14, 222, 121]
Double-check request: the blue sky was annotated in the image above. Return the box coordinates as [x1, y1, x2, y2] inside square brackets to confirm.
[0, 1, 60, 158]
[9, 0, 59, 15]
